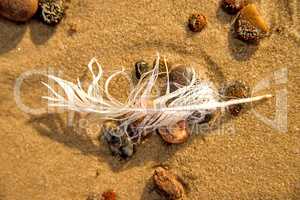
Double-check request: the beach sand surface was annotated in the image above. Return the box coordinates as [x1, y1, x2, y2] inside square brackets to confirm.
[0, 0, 299, 199]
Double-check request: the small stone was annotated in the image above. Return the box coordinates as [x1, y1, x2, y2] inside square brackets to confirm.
[126, 117, 150, 140]
[235, 19, 260, 42]
[37, 0, 64, 25]
[86, 191, 116, 200]
[234, 4, 269, 42]
[222, 0, 245, 15]
[135, 60, 151, 79]
[119, 137, 134, 158]
[0, 0, 38, 22]
[102, 120, 120, 135]
[169, 65, 194, 92]
[188, 13, 207, 32]
[101, 190, 116, 200]
[153, 167, 185, 200]
[220, 81, 250, 116]
[101, 120, 135, 158]
[158, 121, 189, 144]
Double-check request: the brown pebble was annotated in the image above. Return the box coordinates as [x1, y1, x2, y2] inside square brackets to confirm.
[222, 0, 245, 15]
[169, 65, 194, 92]
[86, 191, 116, 200]
[101, 190, 116, 200]
[158, 121, 189, 144]
[0, 0, 38, 22]
[153, 167, 184, 200]
[220, 81, 250, 116]
[235, 18, 261, 42]
[234, 4, 269, 42]
[188, 13, 207, 32]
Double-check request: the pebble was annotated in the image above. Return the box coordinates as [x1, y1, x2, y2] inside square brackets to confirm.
[222, 0, 245, 15]
[235, 18, 261, 42]
[158, 121, 189, 144]
[153, 167, 185, 200]
[169, 65, 194, 92]
[234, 4, 269, 42]
[0, 0, 38, 22]
[188, 13, 207, 32]
[86, 191, 116, 200]
[220, 81, 250, 116]
[37, 0, 64, 25]
[101, 120, 135, 158]
[101, 190, 116, 200]
[126, 116, 152, 140]
[135, 60, 151, 80]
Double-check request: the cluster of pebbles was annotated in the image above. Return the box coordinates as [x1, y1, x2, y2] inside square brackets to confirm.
[101, 56, 250, 199]
[187, 0, 269, 43]
[102, 59, 194, 159]
[101, 58, 250, 159]
[0, 0, 65, 25]
[221, 0, 269, 42]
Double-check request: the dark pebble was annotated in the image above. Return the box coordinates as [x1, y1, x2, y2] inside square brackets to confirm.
[220, 81, 250, 116]
[37, 0, 64, 25]
[188, 13, 207, 32]
[222, 0, 245, 15]
[135, 60, 151, 79]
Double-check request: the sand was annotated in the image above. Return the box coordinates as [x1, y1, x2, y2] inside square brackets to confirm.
[0, 0, 299, 199]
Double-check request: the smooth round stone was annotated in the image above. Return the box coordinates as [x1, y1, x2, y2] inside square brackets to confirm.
[0, 0, 38, 22]
[169, 65, 194, 92]
[188, 13, 207, 32]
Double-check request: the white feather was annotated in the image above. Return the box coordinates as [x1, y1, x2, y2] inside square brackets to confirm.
[42, 54, 272, 140]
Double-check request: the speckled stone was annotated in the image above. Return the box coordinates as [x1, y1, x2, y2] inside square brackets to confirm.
[188, 13, 207, 32]
[37, 0, 64, 25]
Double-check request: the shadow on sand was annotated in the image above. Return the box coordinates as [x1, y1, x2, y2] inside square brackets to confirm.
[27, 86, 270, 199]
[215, 3, 259, 61]
[227, 30, 259, 61]
[27, 109, 238, 170]
[0, 17, 56, 54]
